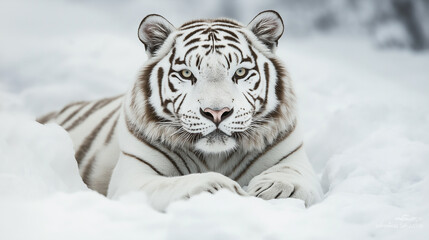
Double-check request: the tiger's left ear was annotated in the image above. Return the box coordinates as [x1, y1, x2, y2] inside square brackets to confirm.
[247, 10, 284, 52]
[138, 14, 176, 57]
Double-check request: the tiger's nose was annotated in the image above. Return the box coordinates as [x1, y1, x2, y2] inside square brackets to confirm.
[200, 107, 233, 125]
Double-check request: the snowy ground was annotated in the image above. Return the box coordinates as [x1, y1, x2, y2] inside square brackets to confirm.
[1, 1, 429, 239]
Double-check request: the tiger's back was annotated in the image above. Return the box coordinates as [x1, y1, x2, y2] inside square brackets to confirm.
[38, 95, 123, 194]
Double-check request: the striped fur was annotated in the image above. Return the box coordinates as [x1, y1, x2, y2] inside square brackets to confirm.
[38, 11, 322, 210]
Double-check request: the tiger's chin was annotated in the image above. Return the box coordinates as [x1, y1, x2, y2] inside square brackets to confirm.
[194, 131, 237, 154]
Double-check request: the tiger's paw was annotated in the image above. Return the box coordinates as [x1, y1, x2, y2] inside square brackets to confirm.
[181, 172, 248, 199]
[146, 172, 248, 211]
[246, 172, 322, 206]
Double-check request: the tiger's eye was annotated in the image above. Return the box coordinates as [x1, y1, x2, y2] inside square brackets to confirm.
[235, 68, 246, 77]
[181, 69, 192, 78]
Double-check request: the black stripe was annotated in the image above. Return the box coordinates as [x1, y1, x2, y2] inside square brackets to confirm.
[196, 54, 202, 69]
[184, 46, 198, 59]
[213, 19, 240, 26]
[82, 155, 96, 187]
[178, 150, 205, 172]
[256, 183, 274, 197]
[274, 191, 282, 199]
[172, 93, 183, 104]
[66, 95, 121, 131]
[232, 123, 297, 181]
[181, 24, 206, 30]
[36, 111, 57, 124]
[273, 143, 303, 166]
[248, 73, 259, 87]
[139, 61, 165, 123]
[175, 57, 186, 65]
[248, 46, 259, 66]
[122, 151, 165, 176]
[241, 56, 252, 63]
[188, 55, 193, 67]
[224, 55, 230, 69]
[253, 63, 268, 116]
[270, 57, 285, 103]
[242, 92, 255, 109]
[212, 23, 239, 28]
[59, 102, 90, 126]
[205, 49, 211, 56]
[176, 93, 187, 113]
[224, 35, 240, 43]
[58, 101, 87, 115]
[174, 151, 191, 174]
[214, 28, 239, 40]
[184, 38, 200, 47]
[227, 43, 243, 56]
[130, 84, 138, 112]
[183, 28, 205, 42]
[224, 152, 250, 178]
[169, 48, 176, 64]
[180, 20, 205, 28]
[233, 53, 239, 62]
[262, 58, 288, 119]
[105, 114, 119, 145]
[125, 113, 184, 175]
[201, 28, 219, 35]
[168, 78, 178, 92]
[75, 105, 120, 164]
[252, 78, 261, 91]
[263, 62, 270, 104]
[157, 67, 164, 105]
[184, 152, 202, 173]
[192, 151, 209, 170]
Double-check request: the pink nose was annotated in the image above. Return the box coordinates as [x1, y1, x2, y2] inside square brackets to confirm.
[201, 107, 233, 125]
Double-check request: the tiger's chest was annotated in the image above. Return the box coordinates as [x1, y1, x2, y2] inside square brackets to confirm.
[165, 148, 261, 186]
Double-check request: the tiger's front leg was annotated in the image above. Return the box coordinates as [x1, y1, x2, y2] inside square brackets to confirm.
[246, 144, 323, 207]
[107, 152, 246, 211]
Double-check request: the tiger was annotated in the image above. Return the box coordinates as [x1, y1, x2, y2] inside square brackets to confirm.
[37, 10, 323, 211]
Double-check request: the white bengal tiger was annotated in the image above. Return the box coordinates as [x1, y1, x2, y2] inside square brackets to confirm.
[38, 10, 323, 211]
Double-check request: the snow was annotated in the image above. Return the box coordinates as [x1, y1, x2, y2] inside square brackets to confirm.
[1, 0, 429, 239]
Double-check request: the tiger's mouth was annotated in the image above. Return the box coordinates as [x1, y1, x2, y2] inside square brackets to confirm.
[205, 129, 230, 143]
[194, 129, 237, 153]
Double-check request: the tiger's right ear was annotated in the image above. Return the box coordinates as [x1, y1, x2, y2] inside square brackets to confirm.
[138, 14, 176, 57]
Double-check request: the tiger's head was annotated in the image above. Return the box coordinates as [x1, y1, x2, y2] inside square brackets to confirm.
[128, 11, 296, 154]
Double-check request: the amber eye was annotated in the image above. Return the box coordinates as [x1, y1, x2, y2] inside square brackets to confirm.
[180, 69, 193, 79]
[235, 68, 247, 78]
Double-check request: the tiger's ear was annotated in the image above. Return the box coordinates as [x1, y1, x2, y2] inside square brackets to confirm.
[247, 10, 284, 52]
[138, 14, 176, 57]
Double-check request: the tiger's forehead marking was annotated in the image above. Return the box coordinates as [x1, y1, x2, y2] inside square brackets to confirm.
[172, 19, 252, 71]
[178, 20, 243, 42]
[179, 18, 243, 29]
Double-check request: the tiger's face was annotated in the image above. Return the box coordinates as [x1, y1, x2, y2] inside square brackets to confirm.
[133, 11, 295, 154]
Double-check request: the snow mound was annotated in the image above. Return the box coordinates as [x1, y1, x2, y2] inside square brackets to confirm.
[0, 114, 87, 198]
